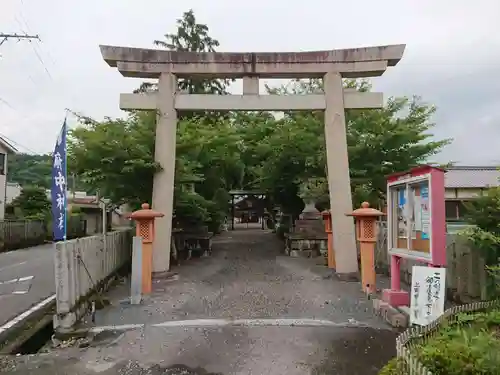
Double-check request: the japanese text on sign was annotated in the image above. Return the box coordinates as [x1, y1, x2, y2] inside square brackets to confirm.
[410, 266, 446, 326]
[51, 121, 67, 241]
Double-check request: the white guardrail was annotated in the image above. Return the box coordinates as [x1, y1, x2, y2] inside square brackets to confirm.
[53, 229, 133, 330]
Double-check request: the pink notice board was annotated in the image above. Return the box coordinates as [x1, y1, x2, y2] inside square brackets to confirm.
[386, 165, 446, 266]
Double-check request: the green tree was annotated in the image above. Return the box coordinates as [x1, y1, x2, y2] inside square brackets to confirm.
[462, 187, 500, 296]
[154, 9, 230, 95]
[8, 153, 52, 188]
[68, 111, 159, 210]
[11, 186, 51, 219]
[68, 112, 242, 230]
[8, 153, 86, 191]
[137, 9, 231, 101]
[255, 79, 450, 212]
[465, 187, 500, 236]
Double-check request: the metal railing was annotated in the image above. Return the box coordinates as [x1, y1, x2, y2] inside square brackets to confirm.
[53, 229, 133, 330]
[396, 299, 500, 374]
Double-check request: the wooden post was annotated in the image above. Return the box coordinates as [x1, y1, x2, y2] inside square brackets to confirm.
[346, 202, 384, 295]
[128, 203, 164, 294]
[321, 210, 336, 269]
[231, 195, 235, 230]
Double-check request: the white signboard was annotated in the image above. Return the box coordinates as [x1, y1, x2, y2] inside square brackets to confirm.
[410, 266, 446, 326]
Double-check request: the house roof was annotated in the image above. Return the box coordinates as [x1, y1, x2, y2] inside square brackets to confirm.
[70, 197, 98, 205]
[0, 137, 17, 154]
[445, 166, 500, 188]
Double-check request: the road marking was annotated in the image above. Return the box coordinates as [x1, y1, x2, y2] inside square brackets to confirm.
[0, 294, 56, 336]
[18, 276, 34, 282]
[0, 261, 27, 272]
[0, 275, 34, 285]
[88, 318, 377, 334]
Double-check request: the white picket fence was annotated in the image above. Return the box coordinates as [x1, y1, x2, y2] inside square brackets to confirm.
[53, 229, 133, 330]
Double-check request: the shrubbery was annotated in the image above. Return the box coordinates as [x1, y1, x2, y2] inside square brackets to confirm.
[417, 310, 500, 375]
[379, 310, 500, 375]
[462, 186, 500, 298]
[378, 358, 404, 375]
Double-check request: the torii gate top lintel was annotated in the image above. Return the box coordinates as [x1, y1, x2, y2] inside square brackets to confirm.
[99, 44, 405, 79]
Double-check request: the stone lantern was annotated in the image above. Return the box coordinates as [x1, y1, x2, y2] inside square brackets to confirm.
[346, 202, 384, 295]
[128, 203, 164, 294]
[298, 178, 325, 220]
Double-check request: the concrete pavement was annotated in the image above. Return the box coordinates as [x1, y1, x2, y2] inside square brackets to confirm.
[0, 243, 55, 327]
[0, 228, 396, 374]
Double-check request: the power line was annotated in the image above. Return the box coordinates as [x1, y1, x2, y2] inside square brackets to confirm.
[29, 42, 53, 80]
[0, 97, 16, 111]
[0, 33, 39, 47]
[0, 132, 37, 154]
[11, 10, 53, 80]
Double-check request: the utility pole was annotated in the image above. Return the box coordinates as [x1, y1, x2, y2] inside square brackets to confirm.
[0, 33, 40, 47]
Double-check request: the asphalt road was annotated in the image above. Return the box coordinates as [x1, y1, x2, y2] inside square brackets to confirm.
[1, 228, 397, 374]
[0, 243, 55, 327]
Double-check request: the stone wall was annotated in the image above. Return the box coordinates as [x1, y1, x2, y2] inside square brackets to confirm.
[285, 236, 327, 258]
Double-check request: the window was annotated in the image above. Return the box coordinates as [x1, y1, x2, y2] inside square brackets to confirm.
[445, 201, 459, 220]
[0, 153, 5, 175]
[457, 201, 470, 219]
[445, 200, 471, 221]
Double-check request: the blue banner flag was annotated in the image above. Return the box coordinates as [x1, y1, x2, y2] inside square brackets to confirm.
[51, 120, 67, 241]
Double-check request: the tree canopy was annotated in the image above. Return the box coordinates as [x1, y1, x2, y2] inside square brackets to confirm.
[8, 153, 85, 192]
[8, 153, 52, 188]
[10, 185, 51, 220]
[65, 9, 450, 228]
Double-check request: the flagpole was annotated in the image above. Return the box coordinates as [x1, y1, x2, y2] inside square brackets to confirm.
[63, 114, 68, 243]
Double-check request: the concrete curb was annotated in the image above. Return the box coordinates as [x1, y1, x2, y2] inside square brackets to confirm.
[372, 298, 409, 328]
[0, 294, 56, 353]
[71, 317, 389, 337]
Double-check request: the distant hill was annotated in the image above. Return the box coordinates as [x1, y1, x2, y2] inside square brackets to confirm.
[8, 153, 52, 188]
[8, 153, 87, 191]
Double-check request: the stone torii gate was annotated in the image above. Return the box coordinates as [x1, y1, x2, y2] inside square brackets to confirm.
[100, 44, 405, 278]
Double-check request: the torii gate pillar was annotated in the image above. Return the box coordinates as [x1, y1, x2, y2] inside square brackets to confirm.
[100, 44, 405, 278]
[151, 73, 177, 276]
[324, 72, 358, 275]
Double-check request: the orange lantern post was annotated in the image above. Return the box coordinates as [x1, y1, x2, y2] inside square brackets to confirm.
[346, 202, 384, 295]
[321, 210, 335, 269]
[128, 203, 164, 294]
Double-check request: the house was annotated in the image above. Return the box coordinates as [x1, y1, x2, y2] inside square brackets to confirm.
[66, 195, 132, 233]
[444, 166, 500, 221]
[7, 181, 131, 231]
[111, 203, 133, 228]
[0, 137, 18, 219]
[6, 182, 22, 205]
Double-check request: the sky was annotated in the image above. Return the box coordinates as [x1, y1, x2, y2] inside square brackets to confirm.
[0, 0, 499, 164]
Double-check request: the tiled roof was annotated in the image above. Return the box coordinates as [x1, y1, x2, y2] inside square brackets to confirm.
[445, 166, 500, 188]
